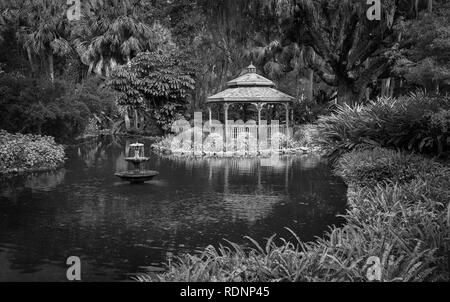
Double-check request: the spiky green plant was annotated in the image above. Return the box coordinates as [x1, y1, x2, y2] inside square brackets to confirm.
[134, 148, 449, 282]
[316, 93, 450, 160]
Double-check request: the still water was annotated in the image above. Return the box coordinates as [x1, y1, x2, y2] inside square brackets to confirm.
[0, 136, 347, 281]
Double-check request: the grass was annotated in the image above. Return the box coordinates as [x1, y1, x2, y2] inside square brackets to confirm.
[134, 147, 450, 282]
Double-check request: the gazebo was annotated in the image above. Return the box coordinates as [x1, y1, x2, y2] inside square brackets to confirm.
[206, 63, 295, 140]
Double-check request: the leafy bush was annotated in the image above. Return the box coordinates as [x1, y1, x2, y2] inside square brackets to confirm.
[152, 103, 187, 133]
[335, 147, 447, 187]
[151, 135, 176, 153]
[109, 50, 195, 134]
[292, 97, 333, 124]
[142, 148, 449, 282]
[0, 130, 65, 174]
[316, 93, 450, 160]
[293, 124, 320, 147]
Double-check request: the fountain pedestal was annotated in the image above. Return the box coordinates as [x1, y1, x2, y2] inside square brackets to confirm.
[115, 143, 159, 184]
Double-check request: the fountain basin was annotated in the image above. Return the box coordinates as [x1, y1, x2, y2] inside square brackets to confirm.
[124, 157, 150, 163]
[115, 171, 159, 183]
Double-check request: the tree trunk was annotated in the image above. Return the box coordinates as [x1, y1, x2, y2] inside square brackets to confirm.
[381, 78, 391, 97]
[48, 53, 54, 83]
[105, 64, 110, 77]
[308, 69, 314, 102]
[87, 62, 94, 77]
[428, 0, 433, 13]
[365, 87, 371, 101]
[414, 0, 420, 17]
[138, 112, 145, 131]
[110, 58, 117, 72]
[95, 56, 103, 75]
[124, 108, 131, 132]
[133, 108, 139, 130]
[389, 78, 395, 97]
[27, 48, 36, 76]
[306, 47, 315, 102]
[337, 78, 356, 106]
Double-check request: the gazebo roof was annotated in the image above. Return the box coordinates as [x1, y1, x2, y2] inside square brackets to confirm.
[206, 87, 294, 103]
[206, 64, 295, 104]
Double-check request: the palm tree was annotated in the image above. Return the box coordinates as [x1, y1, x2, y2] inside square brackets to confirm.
[69, 0, 176, 131]
[71, 0, 172, 77]
[14, 0, 70, 82]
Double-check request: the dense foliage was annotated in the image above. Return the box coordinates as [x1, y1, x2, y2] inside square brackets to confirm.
[108, 51, 195, 133]
[0, 130, 65, 174]
[0, 74, 116, 141]
[316, 93, 450, 160]
[1, 0, 449, 140]
[141, 147, 449, 282]
[394, 1, 450, 93]
[335, 147, 445, 187]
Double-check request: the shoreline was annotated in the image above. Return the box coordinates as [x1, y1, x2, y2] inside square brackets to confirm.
[144, 147, 450, 282]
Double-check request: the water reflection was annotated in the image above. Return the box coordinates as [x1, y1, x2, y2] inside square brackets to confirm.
[0, 136, 347, 281]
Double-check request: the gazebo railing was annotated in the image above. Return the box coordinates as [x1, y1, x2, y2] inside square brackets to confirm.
[186, 124, 292, 138]
[207, 124, 292, 151]
[220, 124, 291, 139]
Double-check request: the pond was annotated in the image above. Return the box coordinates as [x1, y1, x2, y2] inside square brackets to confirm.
[0, 136, 347, 281]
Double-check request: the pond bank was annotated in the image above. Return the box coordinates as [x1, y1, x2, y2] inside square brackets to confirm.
[137, 147, 449, 282]
[150, 134, 322, 158]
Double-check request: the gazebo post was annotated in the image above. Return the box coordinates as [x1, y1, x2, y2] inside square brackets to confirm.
[224, 102, 229, 151]
[208, 106, 212, 126]
[253, 103, 264, 152]
[284, 103, 290, 137]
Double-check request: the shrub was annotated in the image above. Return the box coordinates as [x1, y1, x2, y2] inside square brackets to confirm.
[292, 97, 333, 124]
[151, 135, 175, 152]
[335, 147, 447, 187]
[316, 93, 450, 160]
[293, 124, 320, 147]
[0, 130, 65, 174]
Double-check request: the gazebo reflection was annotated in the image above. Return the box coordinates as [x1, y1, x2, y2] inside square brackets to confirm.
[222, 194, 284, 225]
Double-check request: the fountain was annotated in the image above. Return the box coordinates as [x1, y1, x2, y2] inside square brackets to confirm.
[115, 142, 159, 183]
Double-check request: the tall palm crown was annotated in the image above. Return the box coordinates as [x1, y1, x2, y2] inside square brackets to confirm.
[13, 0, 70, 81]
[71, 0, 174, 76]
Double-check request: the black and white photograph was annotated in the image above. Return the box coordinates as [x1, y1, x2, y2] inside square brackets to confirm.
[0, 0, 449, 290]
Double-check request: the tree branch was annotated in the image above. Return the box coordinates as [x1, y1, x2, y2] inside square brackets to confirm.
[353, 56, 390, 94]
[340, 11, 360, 64]
[296, 0, 339, 67]
[347, 36, 392, 71]
[307, 60, 337, 86]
